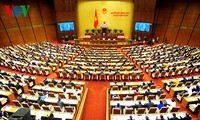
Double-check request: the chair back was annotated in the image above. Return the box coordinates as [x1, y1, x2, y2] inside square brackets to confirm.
[65, 107, 74, 113]
[75, 85, 82, 90]
[21, 103, 30, 108]
[170, 107, 180, 112]
[150, 85, 156, 89]
[124, 108, 133, 114]
[100, 74, 105, 81]
[84, 74, 90, 81]
[148, 107, 157, 114]
[92, 74, 98, 80]
[159, 94, 166, 99]
[77, 73, 83, 80]
[123, 74, 129, 80]
[108, 74, 114, 81]
[32, 103, 41, 109]
[159, 107, 168, 113]
[29, 90, 35, 95]
[131, 74, 137, 80]
[112, 108, 121, 114]
[69, 73, 75, 79]
[112, 86, 119, 90]
[57, 84, 63, 88]
[138, 73, 144, 80]
[70, 95, 77, 100]
[12, 100, 22, 107]
[59, 93, 66, 99]
[137, 108, 145, 114]
[190, 92, 198, 96]
[63, 72, 68, 78]
[54, 106, 62, 112]
[148, 95, 155, 100]
[122, 86, 128, 90]
[55, 71, 61, 78]
[48, 83, 54, 87]
[136, 95, 144, 100]
[49, 92, 56, 97]
[42, 106, 51, 111]
[115, 74, 121, 81]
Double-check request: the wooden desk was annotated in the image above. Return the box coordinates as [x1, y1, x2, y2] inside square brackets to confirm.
[0, 90, 15, 101]
[110, 89, 159, 95]
[110, 98, 171, 106]
[110, 112, 187, 120]
[181, 96, 200, 108]
[1, 105, 74, 119]
[22, 94, 79, 105]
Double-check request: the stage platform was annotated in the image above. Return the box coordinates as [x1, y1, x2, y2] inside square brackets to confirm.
[65, 39, 144, 47]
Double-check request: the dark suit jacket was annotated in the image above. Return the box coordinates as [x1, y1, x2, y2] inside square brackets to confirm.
[37, 99, 44, 106]
[135, 103, 143, 109]
[157, 90, 164, 96]
[57, 100, 64, 108]
[15, 84, 21, 90]
[146, 102, 155, 109]
[167, 117, 179, 120]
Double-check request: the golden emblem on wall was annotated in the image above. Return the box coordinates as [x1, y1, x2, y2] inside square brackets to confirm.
[102, 8, 107, 14]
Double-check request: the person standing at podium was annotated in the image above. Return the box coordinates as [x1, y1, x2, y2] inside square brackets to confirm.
[101, 21, 108, 36]
[101, 21, 108, 28]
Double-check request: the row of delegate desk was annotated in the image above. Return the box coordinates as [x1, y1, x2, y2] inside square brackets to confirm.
[161, 76, 200, 109]
[1, 81, 87, 120]
[107, 82, 190, 120]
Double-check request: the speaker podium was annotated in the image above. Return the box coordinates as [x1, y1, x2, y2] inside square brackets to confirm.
[102, 28, 107, 35]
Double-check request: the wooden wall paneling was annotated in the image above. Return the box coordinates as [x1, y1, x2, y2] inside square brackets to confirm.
[154, 26, 166, 43]
[175, 29, 192, 45]
[188, 14, 200, 46]
[39, 0, 54, 24]
[21, 28, 35, 44]
[165, 28, 178, 44]
[188, 30, 200, 46]
[37, 0, 48, 42]
[7, 30, 24, 45]
[33, 27, 46, 42]
[168, 0, 188, 26]
[182, 0, 200, 28]
[174, 0, 190, 44]
[27, 0, 47, 42]
[45, 26, 57, 42]
[0, 18, 12, 46]
[39, 0, 57, 42]
[162, 0, 175, 43]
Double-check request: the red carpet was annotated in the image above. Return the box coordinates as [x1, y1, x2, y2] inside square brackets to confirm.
[81, 81, 109, 120]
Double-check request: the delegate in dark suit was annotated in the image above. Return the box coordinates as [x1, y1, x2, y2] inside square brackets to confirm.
[145, 100, 155, 109]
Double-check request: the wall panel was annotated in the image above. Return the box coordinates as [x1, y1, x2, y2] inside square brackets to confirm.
[188, 30, 200, 46]
[33, 27, 46, 42]
[45, 26, 57, 42]
[154, 26, 166, 43]
[175, 29, 191, 45]
[7, 30, 24, 45]
[21, 28, 36, 44]
[0, 32, 11, 47]
[154, 0, 200, 46]
[165, 28, 178, 44]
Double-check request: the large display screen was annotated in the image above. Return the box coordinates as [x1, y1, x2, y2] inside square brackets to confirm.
[59, 22, 74, 32]
[135, 22, 151, 32]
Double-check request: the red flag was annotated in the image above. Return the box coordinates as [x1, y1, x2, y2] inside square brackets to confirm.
[94, 10, 98, 28]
